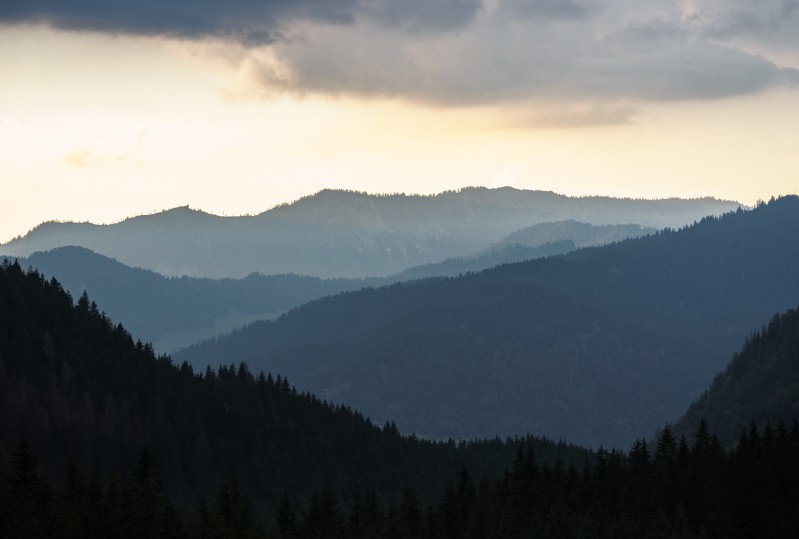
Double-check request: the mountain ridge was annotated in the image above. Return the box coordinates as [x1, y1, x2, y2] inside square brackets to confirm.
[1, 187, 740, 279]
[2, 220, 658, 351]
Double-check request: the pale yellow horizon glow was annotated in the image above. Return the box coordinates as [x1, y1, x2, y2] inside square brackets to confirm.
[1, 26, 797, 243]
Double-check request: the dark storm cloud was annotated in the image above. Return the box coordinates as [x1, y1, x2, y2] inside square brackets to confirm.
[0, 0, 481, 43]
[0, 0, 321, 43]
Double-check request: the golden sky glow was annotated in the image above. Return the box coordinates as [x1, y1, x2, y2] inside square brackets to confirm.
[1, 10, 798, 242]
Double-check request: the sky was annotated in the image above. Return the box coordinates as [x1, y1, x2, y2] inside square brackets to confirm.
[1, 0, 798, 242]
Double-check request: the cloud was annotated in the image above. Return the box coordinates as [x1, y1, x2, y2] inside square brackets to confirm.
[574, 41, 791, 101]
[3, 0, 798, 108]
[782, 0, 799, 19]
[680, 0, 799, 43]
[0, 0, 482, 43]
[497, 0, 595, 21]
[509, 104, 641, 129]
[366, 0, 482, 33]
[224, 4, 798, 106]
[0, 0, 361, 44]
[701, 9, 781, 40]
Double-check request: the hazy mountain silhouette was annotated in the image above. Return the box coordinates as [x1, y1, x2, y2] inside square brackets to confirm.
[675, 304, 799, 446]
[394, 221, 656, 280]
[483, 220, 656, 253]
[389, 240, 577, 281]
[176, 197, 799, 449]
[0, 188, 738, 278]
[2, 221, 655, 352]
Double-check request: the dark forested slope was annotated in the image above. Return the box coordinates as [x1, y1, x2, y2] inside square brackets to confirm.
[0, 188, 737, 278]
[0, 260, 589, 517]
[177, 197, 799, 448]
[676, 304, 799, 446]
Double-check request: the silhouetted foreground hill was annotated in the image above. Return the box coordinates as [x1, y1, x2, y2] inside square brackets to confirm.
[0, 260, 589, 519]
[0, 187, 737, 278]
[177, 197, 799, 448]
[676, 304, 799, 446]
[4, 221, 649, 352]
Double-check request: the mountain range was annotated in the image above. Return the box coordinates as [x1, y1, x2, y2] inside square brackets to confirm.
[0, 188, 736, 279]
[176, 197, 799, 448]
[2, 221, 655, 352]
[3, 194, 799, 536]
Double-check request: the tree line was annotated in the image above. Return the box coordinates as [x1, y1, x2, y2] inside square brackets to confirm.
[3, 419, 798, 537]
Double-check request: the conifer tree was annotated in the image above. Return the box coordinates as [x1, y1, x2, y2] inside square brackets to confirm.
[1, 438, 51, 539]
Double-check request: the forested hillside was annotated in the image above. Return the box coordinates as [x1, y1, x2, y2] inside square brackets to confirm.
[0, 260, 589, 519]
[676, 304, 799, 445]
[0, 188, 736, 279]
[6, 416, 797, 537]
[177, 197, 799, 448]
